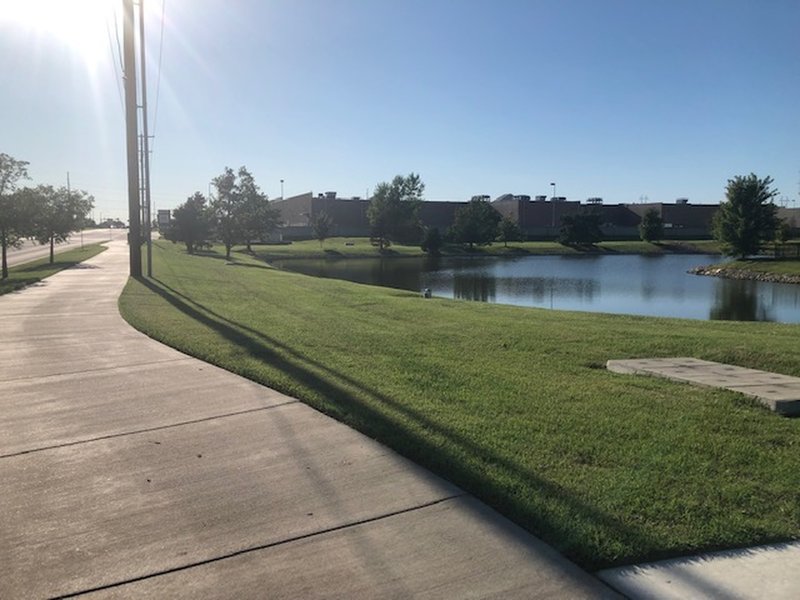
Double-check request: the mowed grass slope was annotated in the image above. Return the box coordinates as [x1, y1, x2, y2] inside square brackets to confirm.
[0, 244, 106, 295]
[253, 237, 720, 260]
[723, 259, 800, 277]
[120, 241, 800, 570]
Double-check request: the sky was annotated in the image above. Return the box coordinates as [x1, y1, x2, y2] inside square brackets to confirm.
[1, 0, 798, 222]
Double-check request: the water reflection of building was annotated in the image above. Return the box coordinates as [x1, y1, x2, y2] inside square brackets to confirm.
[273, 191, 800, 242]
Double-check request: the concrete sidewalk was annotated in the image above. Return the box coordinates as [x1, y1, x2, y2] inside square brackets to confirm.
[0, 241, 617, 599]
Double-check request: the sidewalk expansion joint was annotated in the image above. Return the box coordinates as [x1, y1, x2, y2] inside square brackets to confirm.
[51, 493, 467, 600]
[0, 357, 195, 385]
[0, 402, 298, 459]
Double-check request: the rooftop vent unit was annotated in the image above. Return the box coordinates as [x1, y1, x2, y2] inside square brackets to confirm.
[587, 197, 603, 204]
[535, 195, 547, 201]
[325, 191, 337, 199]
[676, 197, 689, 205]
[352, 196, 361, 200]
[551, 196, 567, 202]
[513, 195, 531, 202]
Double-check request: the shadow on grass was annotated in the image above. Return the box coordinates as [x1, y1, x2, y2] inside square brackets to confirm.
[135, 274, 663, 569]
[0, 277, 42, 295]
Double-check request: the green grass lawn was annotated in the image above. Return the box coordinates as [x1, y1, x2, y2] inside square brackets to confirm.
[721, 259, 800, 277]
[250, 237, 719, 261]
[120, 240, 800, 570]
[0, 244, 106, 295]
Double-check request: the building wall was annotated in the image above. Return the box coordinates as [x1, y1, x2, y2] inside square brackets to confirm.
[275, 192, 730, 241]
[418, 201, 464, 231]
[273, 193, 314, 228]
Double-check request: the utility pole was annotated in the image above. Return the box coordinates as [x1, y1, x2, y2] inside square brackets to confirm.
[139, 0, 153, 277]
[123, 0, 142, 276]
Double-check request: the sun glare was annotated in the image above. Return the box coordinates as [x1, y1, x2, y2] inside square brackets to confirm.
[1, 0, 116, 66]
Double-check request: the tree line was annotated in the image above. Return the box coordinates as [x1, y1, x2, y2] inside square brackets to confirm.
[364, 174, 523, 253]
[168, 168, 789, 260]
[0, 153, 94, 279]
[164, 166, 281, 258]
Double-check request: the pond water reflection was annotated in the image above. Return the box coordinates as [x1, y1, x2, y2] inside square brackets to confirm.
[272, 254, 800, 323]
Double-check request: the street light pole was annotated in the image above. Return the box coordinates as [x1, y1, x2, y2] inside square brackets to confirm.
[550, 182, 556, 228]
[280, 179, 284, 200]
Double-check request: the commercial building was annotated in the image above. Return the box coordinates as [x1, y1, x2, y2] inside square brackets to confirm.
[272, 190, 800, 241]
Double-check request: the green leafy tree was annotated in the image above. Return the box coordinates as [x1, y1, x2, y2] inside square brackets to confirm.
[712, 173, 779, 258]
[775, 219, 792, 244]
[27, 185, 94, 263]
[211, 166, 278, 257]
[497, 216, 523, 247]
[450, 197, 501, 249]
[164, 192, 214, 254]
[367, 173, 424, 250]
[639, 208, 664, 243]
[421, 227, 442, 255]
[237, 167, 281, 252]
[210, 167, 241, 259]
[312, 211, 333, 247]
[558, 212, 603, 247]
[0, 153, 30, 279]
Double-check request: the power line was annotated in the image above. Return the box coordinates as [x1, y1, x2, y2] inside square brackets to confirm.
[150, 0, 166, 152]
[105, 8, 125, 111]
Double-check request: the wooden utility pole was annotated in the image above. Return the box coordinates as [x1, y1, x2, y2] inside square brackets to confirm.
[139, 0, 153, 277]
[123, 0, 142, 276]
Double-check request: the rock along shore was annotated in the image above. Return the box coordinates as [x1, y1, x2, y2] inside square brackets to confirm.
[689, 265, 800, 285]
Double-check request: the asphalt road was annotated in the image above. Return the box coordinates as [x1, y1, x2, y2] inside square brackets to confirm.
[6, 229, 126, 267]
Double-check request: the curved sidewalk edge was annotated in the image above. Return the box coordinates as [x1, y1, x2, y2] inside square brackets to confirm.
[0, 241, 618, 599]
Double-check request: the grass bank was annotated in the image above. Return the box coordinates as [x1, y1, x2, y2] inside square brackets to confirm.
[252, 237, 719, 261]
[120, 240, 800, 570]
[692, 258, 800, 285]
[720, 259, 800, 277]
[0, 244, 106, 295]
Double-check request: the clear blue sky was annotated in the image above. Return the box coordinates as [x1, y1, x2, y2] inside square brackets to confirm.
[2, 0, 798, 221]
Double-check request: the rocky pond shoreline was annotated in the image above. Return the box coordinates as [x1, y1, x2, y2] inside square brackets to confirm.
[689, 265, 800, 285]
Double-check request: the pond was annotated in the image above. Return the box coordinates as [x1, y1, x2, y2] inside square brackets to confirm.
[271, 254, 800, 323]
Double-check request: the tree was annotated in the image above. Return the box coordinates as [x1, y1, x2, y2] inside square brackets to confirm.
[558, 212, 603, 246]
[639, 208, 664, 243]
[210, 166, 278, 257]
[497, 216, 523, 248]
[237, 167, 281, 252]
[0, 153, 30, 279]
[210, 167, 241, 259]
[421, 227, 442, 255]
[367, 173, 424, 250]
[27, 185, 94, 263]
[775, 219, 792, 244]
[312, 211, 333, 247]
[164, 192, 214, 254]
[712, 173, 779, 258]
[450, 197, 501, 249]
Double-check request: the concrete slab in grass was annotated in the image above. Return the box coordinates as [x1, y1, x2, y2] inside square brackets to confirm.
[606, 358, 800, 416]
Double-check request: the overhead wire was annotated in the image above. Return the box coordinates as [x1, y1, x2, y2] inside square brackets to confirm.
[150, 0, 166, 154]
[105, 5, 125, 112]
